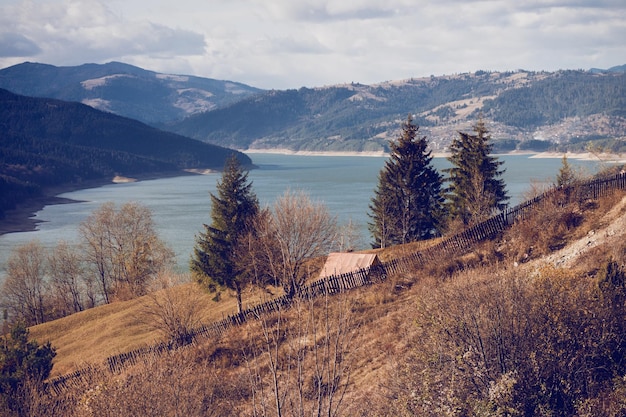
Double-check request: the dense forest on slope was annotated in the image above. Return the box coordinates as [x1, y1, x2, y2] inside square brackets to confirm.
[167, 69, 626, 152]
[167, 75, 506, 151]
[0, 62, 263, 125]
[483, 71, 626, 128]
[2, 62, 624, 153]
[0, 88, 251, 219]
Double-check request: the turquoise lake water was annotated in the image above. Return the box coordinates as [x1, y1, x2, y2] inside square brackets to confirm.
[0, 153, 608, 275]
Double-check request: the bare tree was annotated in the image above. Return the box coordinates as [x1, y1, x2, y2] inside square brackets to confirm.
[255, 190, 338, 297]
[48, 240, 86, 316]
[141, 273, 205, 344]
[1, 241, 49, 325]
[79, 201, 116, 304]
[244, 293, 357, 417]
[79, 201, 174, 303]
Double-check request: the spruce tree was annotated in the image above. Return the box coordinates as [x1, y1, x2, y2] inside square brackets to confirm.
[556, 154, 576, 188]
[190, 154, 259, 313]
[444, 119, 508, 226]
[368, 114, 445, 248]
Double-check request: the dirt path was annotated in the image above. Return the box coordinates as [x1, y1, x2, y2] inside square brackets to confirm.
[542, 195, 626, 269]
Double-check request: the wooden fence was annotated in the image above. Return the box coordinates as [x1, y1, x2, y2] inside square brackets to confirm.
[47, 171, 626, 394]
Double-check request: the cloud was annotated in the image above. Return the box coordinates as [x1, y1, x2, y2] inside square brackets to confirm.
[0, 33, 41, 57]
[0, 0, 624, 89]
[0, 0, 206, 64]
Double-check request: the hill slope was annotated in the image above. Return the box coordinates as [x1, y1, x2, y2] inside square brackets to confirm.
[25, 186, 626, 416]
[3, 62, 624, 154]
[0, 88, 252, 220]
[167, 69, 626, 153]
[0, 61, 263, 125]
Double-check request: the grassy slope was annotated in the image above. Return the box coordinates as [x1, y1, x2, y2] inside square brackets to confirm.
[29, 284, 284, 376]
[27, 237, 439, 378]
[27, 190, 625, 380]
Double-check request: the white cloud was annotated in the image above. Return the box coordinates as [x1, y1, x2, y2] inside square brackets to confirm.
[0, 0, 624, 89]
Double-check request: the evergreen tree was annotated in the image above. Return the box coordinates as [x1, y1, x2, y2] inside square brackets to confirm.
[190, 155, 259, 313]
[368, 114, 445, 248]
[444, 119, 508, 226]
[0, 323, 55, 414]
[556, 154, 576, 188]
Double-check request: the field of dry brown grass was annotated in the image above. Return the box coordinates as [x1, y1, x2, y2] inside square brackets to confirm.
[28, 234, 444, 378]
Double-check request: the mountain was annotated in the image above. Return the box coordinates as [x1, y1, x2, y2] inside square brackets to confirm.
[166, 69, 626, 153]
[2, 62, 625, 154]
[590, 64, 626, 74]
[0, 62, 263, 125]
[0, 88, 252, 219]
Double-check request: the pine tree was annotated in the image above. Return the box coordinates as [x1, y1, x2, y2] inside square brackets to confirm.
[444, 119, 508, 226]
[190, 155, 259, 313]
[0, 323, 55, 413]
[556, 154, 576, 188]
[368, 114, 445, 248]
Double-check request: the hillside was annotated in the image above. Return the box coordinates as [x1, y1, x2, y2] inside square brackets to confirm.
[0, 88, 252, 222]
[23, 177, 626, 415]
[2, 62, 624, 155]
[166, 69, 626, 153]
[0, 61, 263, 125]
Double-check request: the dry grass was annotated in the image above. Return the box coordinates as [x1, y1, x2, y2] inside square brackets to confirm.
[27, 189, 626, 384]
[19, 187, 626, 416]
[27, 234, 441, 379]
[29, 282, 284, 377]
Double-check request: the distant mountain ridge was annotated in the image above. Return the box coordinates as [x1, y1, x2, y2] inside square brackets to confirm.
[0, 88, 251, 220]
[1, 62, 625, 154]
[0, 61, 263, 125]
[167, 69, 626, 153]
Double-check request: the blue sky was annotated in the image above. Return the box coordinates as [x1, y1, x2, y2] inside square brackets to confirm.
[0, 0, 624, 89]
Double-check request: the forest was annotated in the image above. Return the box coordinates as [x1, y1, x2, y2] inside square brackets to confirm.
[0, 88, 251, 219]
[167, 70, 626, 152]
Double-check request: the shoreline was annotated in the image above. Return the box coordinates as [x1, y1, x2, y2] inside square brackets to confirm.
[244, 148, 626, 163]
[0, 170, 200, 238]
[1, 151, 624, 238]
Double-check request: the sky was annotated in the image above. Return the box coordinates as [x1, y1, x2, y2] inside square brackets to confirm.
[0, 0, 624, 90]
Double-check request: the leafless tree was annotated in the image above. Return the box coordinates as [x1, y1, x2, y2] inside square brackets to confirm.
[254, 190, 338, 297]
[48, 240, 86, 316]
[79, 201, 174, 303]
[244, 293, 356, 417]
[1, 240, 49, 325]
[141, 273, 205, 344]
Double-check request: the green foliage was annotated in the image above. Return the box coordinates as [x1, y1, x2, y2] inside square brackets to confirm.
[0, 88, 252, 219]
[0, 323, 55, 415]
[556, 155, 577, 188]
[190, 155, 259, 312]
[484, 70, 626, 128]
[444, 119, 509, 226]
[369, 115, 445, 248]
[170, 76, 504, 150]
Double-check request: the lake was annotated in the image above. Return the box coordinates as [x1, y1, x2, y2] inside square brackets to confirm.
[0, 153, 607, 276]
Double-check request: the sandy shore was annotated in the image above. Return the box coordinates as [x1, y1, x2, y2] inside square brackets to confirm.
[244, 148, 389, 157]
[245, 148, 626, 162]
[528, 151, 626, 163]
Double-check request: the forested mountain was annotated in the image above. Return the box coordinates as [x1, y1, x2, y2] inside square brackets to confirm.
[167, 69, 626, 153]
[0, 88, 251, 219]
[0, 62, 263, 125]
[1, 62, 624, 153]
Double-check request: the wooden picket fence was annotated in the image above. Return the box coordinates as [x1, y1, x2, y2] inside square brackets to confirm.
[47, 171, 626, 395]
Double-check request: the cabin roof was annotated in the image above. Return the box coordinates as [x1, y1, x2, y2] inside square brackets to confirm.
[319, 252, 380, 278]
